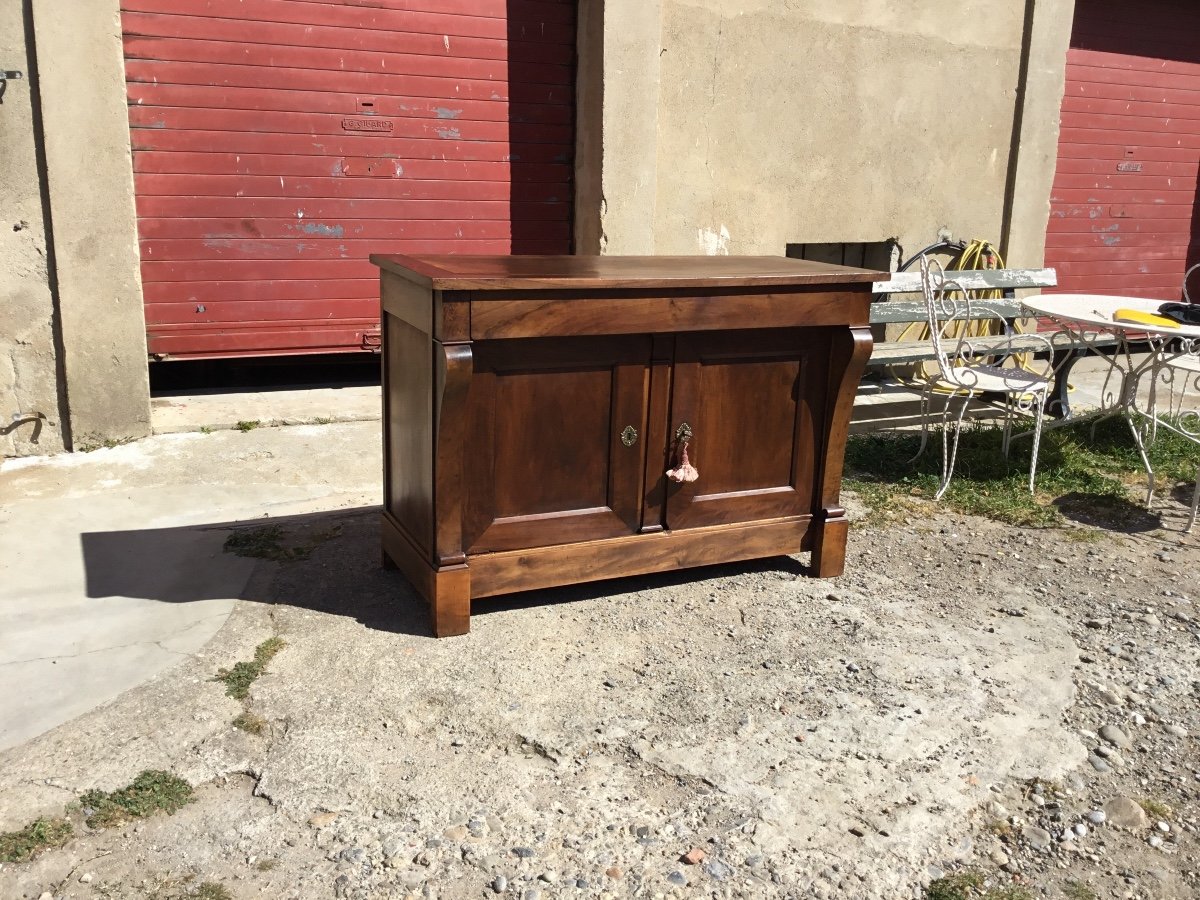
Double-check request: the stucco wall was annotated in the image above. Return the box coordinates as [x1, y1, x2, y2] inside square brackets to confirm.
[0, 0, 65, 456]
[587, 0, 1075, 267]
[31, 0, 150, 450]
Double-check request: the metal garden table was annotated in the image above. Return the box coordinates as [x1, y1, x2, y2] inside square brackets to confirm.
[1021, 294, 1200, 530]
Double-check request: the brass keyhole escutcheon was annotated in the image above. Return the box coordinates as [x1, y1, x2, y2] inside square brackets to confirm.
[674, 422, 693, 444]
[621, 425, 638, 447]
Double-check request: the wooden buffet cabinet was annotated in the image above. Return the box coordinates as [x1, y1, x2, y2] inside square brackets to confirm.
[371, 254, 877, 636]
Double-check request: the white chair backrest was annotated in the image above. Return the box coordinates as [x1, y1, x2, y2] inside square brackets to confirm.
[918, 255, 977, 379]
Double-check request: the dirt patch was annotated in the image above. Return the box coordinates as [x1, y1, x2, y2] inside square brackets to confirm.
[0, 503, 1196, 899]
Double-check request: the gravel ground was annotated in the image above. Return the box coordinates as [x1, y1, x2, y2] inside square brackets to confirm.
[1, 494, 1197, 900]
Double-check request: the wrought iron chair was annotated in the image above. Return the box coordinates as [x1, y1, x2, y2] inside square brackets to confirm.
[1144, 262, 1200, 532]
[910, 256, 1054, 500]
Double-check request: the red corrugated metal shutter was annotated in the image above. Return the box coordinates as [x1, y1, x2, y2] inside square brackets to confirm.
[1045, 0, 1200, 300]
[120, 0, 575, 358]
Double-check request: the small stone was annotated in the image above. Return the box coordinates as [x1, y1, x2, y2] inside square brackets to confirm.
[1088, 754, 1110, 773]
[443, 825, 469, 841]
[1103, 797, 1149, 829]
[1086, 810, 1107, 825]
[308, 811, 339, 828]
[1156, 821, 1170, 833]
[522, 892, 540, 900]
[1165, 724, 1188, 737]
[705, 859, 733, 880]
[681, 847, 706, 865]
[512, 846, 534, 859]
[1098, 689, 1123, 706]
[1131, 713, 1146, 726]
[39, 894, 53, 900]
[1148, 835, 1164, 849]
[385, 855, 405, 869]
[989, 849, 1010, 866]
[1085, 618, 1109, 629]
[80, 873, 94, 884]
[574, 878, 588, 889]
[1099, 724, 1133, 750]
[605, 866, 622, 880]
[1022, 826, 1052, 851]
[667, 872, 687, 886]
[538, 871, 558, 884]
[493, 875, 507, 893]
[1073, 823, 1088, 838]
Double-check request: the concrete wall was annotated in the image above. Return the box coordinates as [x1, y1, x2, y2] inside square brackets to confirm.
[31, 0, 150, 450]
[0, 0, 65, 455]
[584, 0, 1076, 267]
[0, 0, 149, 457]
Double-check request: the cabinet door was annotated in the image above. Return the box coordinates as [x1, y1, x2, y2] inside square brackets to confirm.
[665, 329, 827, 530]
[464, 335, 651, 554]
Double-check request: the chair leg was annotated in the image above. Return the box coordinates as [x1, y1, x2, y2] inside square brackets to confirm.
[935, 391, 970, 501]
[1028, 391, 1047, 496]
[1187, 467, 1199, 534]
[908, 386, 933, 464]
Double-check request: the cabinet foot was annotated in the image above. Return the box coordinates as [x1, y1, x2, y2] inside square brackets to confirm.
[810, 507, 849, 578]
[429, 566, 472, 637]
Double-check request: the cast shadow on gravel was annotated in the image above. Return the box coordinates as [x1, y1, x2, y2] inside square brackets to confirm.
[1051, 491, 1164, 533]
[81, 507, 811, 639]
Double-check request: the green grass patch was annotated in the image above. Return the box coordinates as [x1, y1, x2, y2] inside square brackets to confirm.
[235, 420, 261, 432]
[0, 817, 73, 863]
[215, 637, 286, 700]
[846, 416, 1199, 529]
[1063, 881, 1097, 900]
[77, 770, 194, 829]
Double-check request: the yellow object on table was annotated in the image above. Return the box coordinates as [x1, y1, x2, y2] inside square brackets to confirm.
[1112, 308, 1179, 329]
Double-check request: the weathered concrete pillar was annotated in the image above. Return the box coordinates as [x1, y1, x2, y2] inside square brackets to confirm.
[1002, 0, 1076, 267]
[0, 0, 66, 456]
[31, 0, 149, 450]
[574, 0, 663, 255]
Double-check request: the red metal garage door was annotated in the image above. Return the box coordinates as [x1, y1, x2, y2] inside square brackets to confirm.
[121, 0, 575, 358]
[1045, 0, 1200, 300]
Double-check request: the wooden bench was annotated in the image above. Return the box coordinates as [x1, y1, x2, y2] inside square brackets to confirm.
[867, 267, 1119, 417]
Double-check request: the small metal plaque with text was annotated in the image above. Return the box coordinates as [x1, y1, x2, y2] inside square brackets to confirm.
[342, 117, 393, 133]
[1116, 162, 1142, 173]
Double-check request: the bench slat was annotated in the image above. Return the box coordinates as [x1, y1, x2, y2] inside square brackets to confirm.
[870, 300, 1025, 325]
[872, 267, 1057, 294]
[869, 332, 1121, 365]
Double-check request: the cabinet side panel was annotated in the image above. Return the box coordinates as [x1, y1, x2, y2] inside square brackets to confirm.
[385, 312, 434, 558]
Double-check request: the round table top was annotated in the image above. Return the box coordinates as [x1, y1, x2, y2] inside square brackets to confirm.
[1021, 293, 1200, 340]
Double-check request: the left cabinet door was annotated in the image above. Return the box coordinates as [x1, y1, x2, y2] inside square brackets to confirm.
[464, 335, 652, 554]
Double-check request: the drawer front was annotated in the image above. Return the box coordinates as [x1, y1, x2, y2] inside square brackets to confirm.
[470, 288, 870, 339]
[464, 335, 652, 554]
[663, 329, 827, 530]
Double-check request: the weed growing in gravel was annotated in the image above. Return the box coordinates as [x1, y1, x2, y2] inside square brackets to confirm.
[223, 522, 343, 562]
[77, 770, 194, 829]
[1063, 880, 1097, 900]
[235, 420, 261, 432]
[925, 870, 1034, 900]
[1137, 797, 1172, 819]
[191, 883, 233, 900]
[0, 816, 72, 863]
[845, 416, 1198, 528]
[232, 711, 267, 734]
[215, 637, 286, 700]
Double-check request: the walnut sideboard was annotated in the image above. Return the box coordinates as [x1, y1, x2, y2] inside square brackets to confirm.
[370, 254, 877, 637]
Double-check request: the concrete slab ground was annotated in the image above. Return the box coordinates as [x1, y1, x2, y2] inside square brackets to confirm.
[3, 350, 1197, 756]
[0, 423, 380, 751]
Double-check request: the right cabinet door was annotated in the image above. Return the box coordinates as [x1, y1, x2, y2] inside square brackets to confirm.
[665, 328, 828, 530]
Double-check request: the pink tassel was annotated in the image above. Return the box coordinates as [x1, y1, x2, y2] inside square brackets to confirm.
[666, 443, 699, 483]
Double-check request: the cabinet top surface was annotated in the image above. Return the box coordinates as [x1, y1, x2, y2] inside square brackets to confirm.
[370, 254, 881, 291]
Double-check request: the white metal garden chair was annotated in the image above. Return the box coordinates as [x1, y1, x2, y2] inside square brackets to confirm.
[910, 255, 1054, 500]
[1143, 262, 1200, 532]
